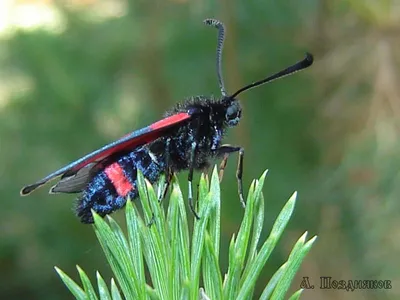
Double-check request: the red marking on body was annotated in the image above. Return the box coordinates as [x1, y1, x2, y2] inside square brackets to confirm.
[104, 163, 134, 197]
[149, 113, 190, 130]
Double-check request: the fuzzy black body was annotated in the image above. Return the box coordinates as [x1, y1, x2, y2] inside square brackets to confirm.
[161, 96, 235, 170]
[76, 96, 239, 223]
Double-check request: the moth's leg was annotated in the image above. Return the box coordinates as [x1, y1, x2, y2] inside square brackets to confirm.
[216, 144, 241, 181]
[188, 141, 200, 220]
[147, 215, 155, 227]
[147, 175, 170, 227]
[237, 148, 245, 208]
[146, 138, 171, 227]
[158, 138, 172, 203]
[160, 173, 172, 201]
[215, 145, 245, 208]
[219, 153, 230, 182]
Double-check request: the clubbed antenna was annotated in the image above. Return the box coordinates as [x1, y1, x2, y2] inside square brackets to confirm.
[230, 53, 314, 99]
[204, 18, 227, 96]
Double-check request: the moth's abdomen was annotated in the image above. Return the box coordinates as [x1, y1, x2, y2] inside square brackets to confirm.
[76, 147, 165, 223]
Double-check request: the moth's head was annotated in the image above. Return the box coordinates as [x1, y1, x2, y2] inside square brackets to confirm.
[223, 97, 242, 127]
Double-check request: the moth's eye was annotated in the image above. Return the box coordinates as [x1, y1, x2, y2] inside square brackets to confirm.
[225, 104, 241, 127]
[226, 106, 237, 119]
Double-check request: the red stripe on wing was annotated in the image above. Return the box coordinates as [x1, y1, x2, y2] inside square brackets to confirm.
[104, 163, 134, 197]
[72, 130, 157, 171]
[149, 112, 190, 130]
[73, 112, 191, 171]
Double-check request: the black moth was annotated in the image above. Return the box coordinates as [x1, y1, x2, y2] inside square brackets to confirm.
[20, 19, 313, 223]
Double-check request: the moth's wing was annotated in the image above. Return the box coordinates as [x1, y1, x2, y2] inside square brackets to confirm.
[49, 163, 98, 194]
[20, 112, 192, 195]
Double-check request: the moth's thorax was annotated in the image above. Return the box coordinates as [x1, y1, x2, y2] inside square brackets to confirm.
[160, 95, 241, 171]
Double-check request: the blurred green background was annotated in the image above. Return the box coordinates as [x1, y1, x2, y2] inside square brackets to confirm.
[1, 0, 399, 299]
